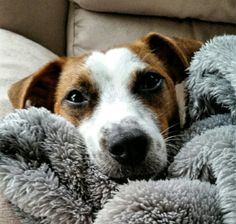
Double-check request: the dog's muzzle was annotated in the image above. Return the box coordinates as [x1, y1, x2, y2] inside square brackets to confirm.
[101, 123, 150, 166]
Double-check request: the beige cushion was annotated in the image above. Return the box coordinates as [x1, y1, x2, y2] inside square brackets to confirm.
[67, 3, 236, 56]
[0, 29, 57, 118]
[0, 196, 20, 224]
[0, 0, 68, 55]
[76, 0, 236, 24]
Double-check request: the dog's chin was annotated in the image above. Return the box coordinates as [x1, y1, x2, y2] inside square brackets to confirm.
[93, 151, 167, 182]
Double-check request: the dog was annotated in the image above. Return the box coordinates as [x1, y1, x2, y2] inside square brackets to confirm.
[8, 32, 201, 179]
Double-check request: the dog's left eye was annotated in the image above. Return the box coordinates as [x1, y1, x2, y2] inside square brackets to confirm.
[138, 72, 163, 92]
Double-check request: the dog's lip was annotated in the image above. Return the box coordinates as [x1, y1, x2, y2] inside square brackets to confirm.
[110, 175, 154, 184]
[110, 171, 166, 184]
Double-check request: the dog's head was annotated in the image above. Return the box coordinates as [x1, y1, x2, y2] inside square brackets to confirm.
[8, 33, 201, 179]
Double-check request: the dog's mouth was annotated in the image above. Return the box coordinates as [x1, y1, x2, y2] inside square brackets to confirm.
[92, 122, 168, 179]
[93, 144, 168, 181]
[110, 175, 152, 184]
[110, 168, 167, 184]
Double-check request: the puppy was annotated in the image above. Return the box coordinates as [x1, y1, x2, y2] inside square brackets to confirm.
[8, 33, 201, 179]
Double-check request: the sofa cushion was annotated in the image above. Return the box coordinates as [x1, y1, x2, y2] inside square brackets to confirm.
[67, 3, 236, 56]
[76, 0, 236, 24]
[0, 195, 20, 224]
[0, 29, 57, 118]
[0, 0, 68, 55]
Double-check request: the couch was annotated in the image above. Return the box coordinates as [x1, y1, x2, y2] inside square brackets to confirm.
[0, 0, 235, 223]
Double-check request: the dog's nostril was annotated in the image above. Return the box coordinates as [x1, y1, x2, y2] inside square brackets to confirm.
[111, 144, 127, 157]
[109, 131, 149, 165]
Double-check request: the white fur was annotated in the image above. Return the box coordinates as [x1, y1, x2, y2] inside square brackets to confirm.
[79, 48, 167, 177]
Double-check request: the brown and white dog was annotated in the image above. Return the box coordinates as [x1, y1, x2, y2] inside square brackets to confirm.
[8, 33, 201, 179]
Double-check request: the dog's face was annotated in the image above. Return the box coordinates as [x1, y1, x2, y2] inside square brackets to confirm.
[8, 33, 201, 179]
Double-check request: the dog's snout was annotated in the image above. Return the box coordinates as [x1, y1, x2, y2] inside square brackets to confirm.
[108, 129, 149, 165]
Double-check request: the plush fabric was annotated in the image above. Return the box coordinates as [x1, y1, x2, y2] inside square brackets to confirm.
[173, 35, 236, 223]
[187, 35, 236, 121]
[95, 179, 221, 224]
[0, 107, 118, 224]
[67, 2, 236, 56]
[77, 0, 236, 24]
[0, 29, 57, 118]
[0, 197, 20, 224]
[0, 0, 68, 55]
[169, 114, 236, 223]
[0, 107, 222, 224]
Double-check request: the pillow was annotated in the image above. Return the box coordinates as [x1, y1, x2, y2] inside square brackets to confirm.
[76, 0, 236, 24]
[0, 29, 57, 118]
[67, 2, 236, 56]
[0, 0, 68, 55]
[0, 196, 20, 224]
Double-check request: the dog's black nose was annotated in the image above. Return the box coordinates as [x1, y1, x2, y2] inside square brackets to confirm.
[108, 129, 149, 165]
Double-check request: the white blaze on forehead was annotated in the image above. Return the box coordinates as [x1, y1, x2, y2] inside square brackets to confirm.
[85, 48, 145, 93]
[84, 48, 146, 124]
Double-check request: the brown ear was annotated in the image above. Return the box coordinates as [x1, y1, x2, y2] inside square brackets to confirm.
[143, 32, 202, 83]
[8, 58, 65, 111]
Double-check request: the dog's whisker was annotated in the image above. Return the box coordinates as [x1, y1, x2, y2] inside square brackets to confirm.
[164, 133, 184, 140]
[166, 143, 180, 150]
[165, 143, 181, 151]
[161, 123, 180, 136]
[165, 138, 181, 144]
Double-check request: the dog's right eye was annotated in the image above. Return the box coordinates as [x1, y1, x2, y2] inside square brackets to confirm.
[65, 90, 88, 105]
[134, 71, 163, 94]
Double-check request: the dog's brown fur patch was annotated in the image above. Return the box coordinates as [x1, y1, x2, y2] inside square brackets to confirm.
[123, 33, 201, 135]
[54, 57, 99, 125]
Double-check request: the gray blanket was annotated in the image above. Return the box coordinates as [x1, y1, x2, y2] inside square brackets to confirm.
[0, 35, 236, 224]
[0, 108, 223, 224]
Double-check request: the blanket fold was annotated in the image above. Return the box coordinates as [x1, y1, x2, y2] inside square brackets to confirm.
[0, 108, 223, 224]
[169, 114, 236, 223]
[0, 108, 117, 223]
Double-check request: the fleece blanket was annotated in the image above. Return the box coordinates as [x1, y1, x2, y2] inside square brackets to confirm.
[0, 35, 235, 223]
[0, 108, 222, 224]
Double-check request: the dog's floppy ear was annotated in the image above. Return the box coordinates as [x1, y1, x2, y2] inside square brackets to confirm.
[143, 32, 202, 84]
[8, 58, 66, 111]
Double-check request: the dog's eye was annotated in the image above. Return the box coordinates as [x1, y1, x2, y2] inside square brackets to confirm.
[66, 90, 87, 105]
[139, 72, 163, 92]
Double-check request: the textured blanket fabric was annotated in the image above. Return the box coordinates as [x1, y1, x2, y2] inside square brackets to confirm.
[187, 35, 236, 121]
[183, 35, 236, 223]
[169, 114, 236, 223]
[0, 35, 236, 223]
[0, 108, 222, 224]
[0, 108, 117, 224]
